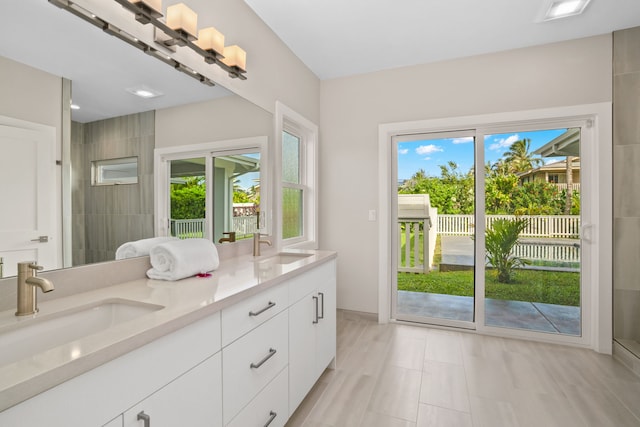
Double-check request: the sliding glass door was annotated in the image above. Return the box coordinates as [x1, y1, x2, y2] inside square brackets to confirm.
[392, 131, 476, 328]
[392, 123, 588, 339]
[482, 128, 582, 336]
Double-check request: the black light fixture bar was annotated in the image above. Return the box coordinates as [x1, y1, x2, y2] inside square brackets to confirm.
[48, 0, 223, 87]
[111, 0, 247, 80]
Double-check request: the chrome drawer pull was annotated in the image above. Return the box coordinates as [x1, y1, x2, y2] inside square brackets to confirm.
[250, 348, 277, 369]
[318, 292, 325, 320]
[137, 411, 150, 427]
[249, 301, 276, 317]
[263, 411, 277, 427]
[312, 295, 319, 324]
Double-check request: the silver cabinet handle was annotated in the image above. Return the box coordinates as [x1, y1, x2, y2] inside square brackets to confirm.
[137, 411, 150, 427]
[318, 292, 325, 320]
[31, 236, 49, 243]
[250, 348, 277, 369]
[312, 295, 319, 324]
[249, 301, 276, 317]
[264, 411, 277, 427]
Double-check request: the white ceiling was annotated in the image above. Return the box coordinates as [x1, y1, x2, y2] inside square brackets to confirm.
[0, 0, 232, 123]
[2, 1, 640, 124]
[243, 0, 640, 80]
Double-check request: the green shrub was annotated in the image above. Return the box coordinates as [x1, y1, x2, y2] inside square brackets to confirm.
[485, 218, 529, 283]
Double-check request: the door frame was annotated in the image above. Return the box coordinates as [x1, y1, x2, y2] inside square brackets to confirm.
[378, 103, 612, 353]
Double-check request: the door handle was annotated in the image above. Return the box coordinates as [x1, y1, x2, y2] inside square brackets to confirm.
[312, 295, 319, 324]
[31, 236, 49, 243]
[318, 292, 325, 320]
[137, 411, 150, 427]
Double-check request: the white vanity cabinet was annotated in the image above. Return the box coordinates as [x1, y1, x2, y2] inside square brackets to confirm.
[122, 353, 222, 427]
[0, 313, 222, 427]
[288, 260, 337, 411]
[0, 256, 337, 427]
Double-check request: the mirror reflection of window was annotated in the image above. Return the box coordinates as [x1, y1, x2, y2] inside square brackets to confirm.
[165, 151, 261, 243]
[214, 153, 260, 243]
[91, 157, 138, 186]
[169, 158, 206, 239]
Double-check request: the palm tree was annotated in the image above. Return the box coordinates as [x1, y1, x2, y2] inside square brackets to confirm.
[503, 138, 543, 173]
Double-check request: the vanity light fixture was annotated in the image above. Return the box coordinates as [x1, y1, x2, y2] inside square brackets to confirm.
[48, 0, 247, 84]
[543, 0, 591, 20]
[70, 104, 80, 110]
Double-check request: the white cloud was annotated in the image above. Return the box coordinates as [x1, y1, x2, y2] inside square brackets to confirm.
[423, 157, 431, 161]
[451, 137, 473, 144]
[398, 148, 409, 155]
[489, 134, 519, 151]
[415, 144, 443, 155]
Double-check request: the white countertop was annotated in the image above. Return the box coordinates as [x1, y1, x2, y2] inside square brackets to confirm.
[0, 249, 337, 412]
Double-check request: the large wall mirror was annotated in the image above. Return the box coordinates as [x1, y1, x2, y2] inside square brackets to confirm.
[0, 0, 273, 277]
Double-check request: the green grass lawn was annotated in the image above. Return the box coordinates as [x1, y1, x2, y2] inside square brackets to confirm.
[397, 269, 580, 306]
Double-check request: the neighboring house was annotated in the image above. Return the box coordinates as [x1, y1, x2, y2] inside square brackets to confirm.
[518, 128, 581, 191]
[516, 157, 581, 190]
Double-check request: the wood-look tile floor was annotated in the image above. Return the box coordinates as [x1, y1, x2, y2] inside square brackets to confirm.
[286, 310, 640, 427]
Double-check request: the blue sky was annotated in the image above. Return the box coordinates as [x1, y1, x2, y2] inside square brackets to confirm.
[397, 128, 570, 180]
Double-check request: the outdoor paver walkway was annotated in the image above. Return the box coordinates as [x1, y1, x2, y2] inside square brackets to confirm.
[397, 290, 581, 335]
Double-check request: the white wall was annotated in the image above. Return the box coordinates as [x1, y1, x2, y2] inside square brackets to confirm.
[319, 35, 613, 314]
[185, 0, 320, 123]
[0, 55, 61, 134]
[155, 95, 272, 148]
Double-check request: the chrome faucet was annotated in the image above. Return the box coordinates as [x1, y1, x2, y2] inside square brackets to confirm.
[16, 262, 54, 316]
[253, 233, 272, 256]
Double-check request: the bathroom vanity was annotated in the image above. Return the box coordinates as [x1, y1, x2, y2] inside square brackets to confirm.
[0, 250, 336, 427]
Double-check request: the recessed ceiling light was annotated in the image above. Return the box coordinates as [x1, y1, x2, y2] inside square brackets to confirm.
[125, 86, 164, 99]
[544, 0, 591, 20]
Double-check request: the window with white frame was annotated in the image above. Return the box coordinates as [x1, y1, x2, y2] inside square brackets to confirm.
[276, 102, 318, 248]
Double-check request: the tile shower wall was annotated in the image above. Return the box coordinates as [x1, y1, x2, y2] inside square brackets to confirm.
[71, 111, 155, 264]
[613, 27, 640, 361]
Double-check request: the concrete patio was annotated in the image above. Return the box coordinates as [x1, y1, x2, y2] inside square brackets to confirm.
[397, 290, 581, 335]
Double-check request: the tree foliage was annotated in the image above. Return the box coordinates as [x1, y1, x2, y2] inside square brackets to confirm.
[170, 177, 205, 219]
[399, 143, 580, 216]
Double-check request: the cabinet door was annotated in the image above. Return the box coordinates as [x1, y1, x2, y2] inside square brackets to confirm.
[123, 353, 222, 427]
[315, 277, 337, 379]
[288, 290, 318, 412]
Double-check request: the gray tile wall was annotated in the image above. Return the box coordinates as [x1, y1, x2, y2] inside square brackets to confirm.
[613, 26, 640, 357]
[71, 111, 155, 264]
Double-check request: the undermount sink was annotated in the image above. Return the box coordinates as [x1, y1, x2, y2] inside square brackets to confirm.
[0, 299, 164, 367]
[258, 252, 313, 265]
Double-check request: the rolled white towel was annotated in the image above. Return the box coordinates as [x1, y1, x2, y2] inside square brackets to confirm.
[115, 236, 179, 260]
[146, 238, 220, 281]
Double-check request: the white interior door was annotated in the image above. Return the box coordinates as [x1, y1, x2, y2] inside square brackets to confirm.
[0, 125, 58, 277]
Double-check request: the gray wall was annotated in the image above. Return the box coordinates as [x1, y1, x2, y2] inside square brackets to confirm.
[613, 26, 640, 358]
[71, 111, 155, 264]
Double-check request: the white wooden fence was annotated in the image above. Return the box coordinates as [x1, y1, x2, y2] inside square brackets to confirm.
[171, 219, 205, 238]
[514, 240, 580, 264]
[171, 216, 258, 239]
[438, 214, 580, 238]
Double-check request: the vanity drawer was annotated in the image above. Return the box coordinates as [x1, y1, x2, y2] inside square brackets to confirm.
[221, 282, 288, 346]
[222, 310, 289, 425]
[226, 367, 288, 427]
